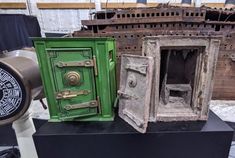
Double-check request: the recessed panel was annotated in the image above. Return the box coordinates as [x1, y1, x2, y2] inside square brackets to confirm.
[118, 54, 153, 133]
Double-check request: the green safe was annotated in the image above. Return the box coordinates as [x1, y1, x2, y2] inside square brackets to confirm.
[33, 38, 117, 121]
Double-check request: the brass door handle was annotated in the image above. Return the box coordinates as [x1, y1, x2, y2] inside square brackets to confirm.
[56, 90, 91, 99]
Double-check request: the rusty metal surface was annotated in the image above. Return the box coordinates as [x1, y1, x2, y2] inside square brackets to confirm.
[73, 5, 235, 99]
[142, 36, 220, 121]
[82, 7, 206, 25]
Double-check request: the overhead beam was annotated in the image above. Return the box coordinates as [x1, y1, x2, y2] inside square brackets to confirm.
[101, 3, 160, 9]
[0, 2, 226, 10]
[36, 2, 225, 9]
[37, 2, 169, 9]
[202, 3, 225, 8]
[0, 2, 27, 9]
[37, 3, 95, 9]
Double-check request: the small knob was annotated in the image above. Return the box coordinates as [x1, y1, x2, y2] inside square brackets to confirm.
[64, 71, 81, 86]
[128, 74, 137, 88]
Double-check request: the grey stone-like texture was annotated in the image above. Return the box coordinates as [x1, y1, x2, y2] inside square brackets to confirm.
[142, 36, 221, 122]
[118, 54, 154, 133]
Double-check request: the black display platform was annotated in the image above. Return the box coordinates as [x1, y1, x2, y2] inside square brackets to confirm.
[33, 111, 234, 158]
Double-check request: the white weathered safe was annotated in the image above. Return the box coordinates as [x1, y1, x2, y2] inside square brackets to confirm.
[119, 36, 221, 133]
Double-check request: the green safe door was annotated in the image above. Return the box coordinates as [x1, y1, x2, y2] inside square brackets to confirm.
[33, 38, 116, 122]
[48, 48, 98, 119]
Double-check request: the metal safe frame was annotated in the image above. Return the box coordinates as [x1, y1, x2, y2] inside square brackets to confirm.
[142, 36, 221, 122]
[33, 38, 117, 122]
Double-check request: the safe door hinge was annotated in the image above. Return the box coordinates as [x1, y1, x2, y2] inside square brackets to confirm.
[64, 100, 98, 110]
[56, 56, 98, 76]
[56, 90, 91, 99]
[92, 56, 98, 76]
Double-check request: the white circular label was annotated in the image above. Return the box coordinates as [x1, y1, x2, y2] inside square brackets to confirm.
[0, 68, 23, 118]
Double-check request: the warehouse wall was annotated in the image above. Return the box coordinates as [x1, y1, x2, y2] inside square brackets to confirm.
[0, 0, 226, 34]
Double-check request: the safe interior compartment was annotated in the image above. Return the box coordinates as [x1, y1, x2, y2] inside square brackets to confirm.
[158, 48, 200, 120]
[143, 36, 220, 122]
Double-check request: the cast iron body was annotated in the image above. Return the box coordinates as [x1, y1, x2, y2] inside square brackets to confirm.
[33, 38, 117, 121]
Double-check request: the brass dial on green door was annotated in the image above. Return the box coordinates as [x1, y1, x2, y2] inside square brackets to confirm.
[64, 71, 81, 86]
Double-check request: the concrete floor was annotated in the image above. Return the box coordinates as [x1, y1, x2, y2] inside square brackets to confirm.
[210, 100, 235, 123]
[210, 100, 235, 158]
[230, 142, 235, 158]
